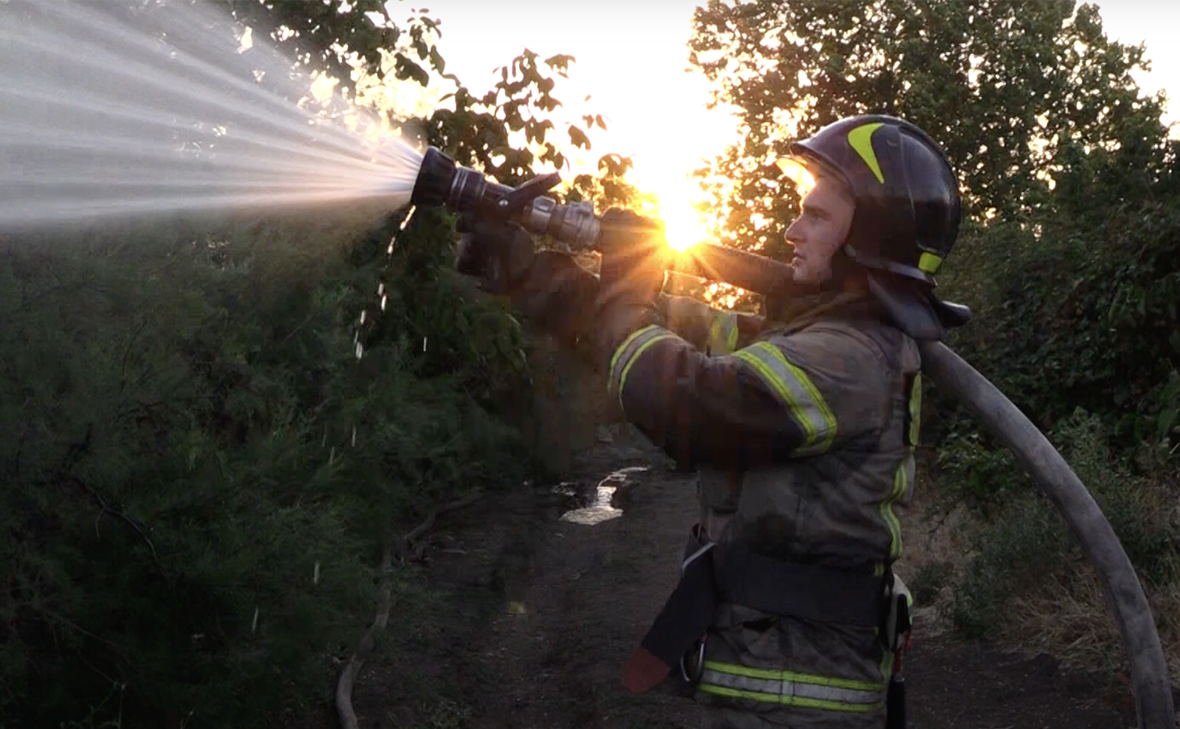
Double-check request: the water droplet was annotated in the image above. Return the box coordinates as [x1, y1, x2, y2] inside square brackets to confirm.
[399, 206, 417, 230]
[355, 342, 363, 359]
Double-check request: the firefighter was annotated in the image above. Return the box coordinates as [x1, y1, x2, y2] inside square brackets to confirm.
[456, 114, 963, 728]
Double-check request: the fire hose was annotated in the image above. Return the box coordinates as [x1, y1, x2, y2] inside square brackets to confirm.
[409, 148, 1175, 728]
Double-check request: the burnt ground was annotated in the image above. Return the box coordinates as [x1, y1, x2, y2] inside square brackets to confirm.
[349, 426, 1146, 729]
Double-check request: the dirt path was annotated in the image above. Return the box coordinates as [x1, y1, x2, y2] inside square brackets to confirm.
[355, 428, 1139, 729]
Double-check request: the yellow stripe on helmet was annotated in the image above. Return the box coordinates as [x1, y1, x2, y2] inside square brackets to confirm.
[918, 252, 943, 274]
[847, 122, 886, 185]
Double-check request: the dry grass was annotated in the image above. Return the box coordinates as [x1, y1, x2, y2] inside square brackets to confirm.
[997, 564, 1180, 686]
[894, 453, 975, 636]
[906, 414, 1180, 690]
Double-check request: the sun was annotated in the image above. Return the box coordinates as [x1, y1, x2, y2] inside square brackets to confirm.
[641, 173, 712, 252]
[660, 197, 710, 252]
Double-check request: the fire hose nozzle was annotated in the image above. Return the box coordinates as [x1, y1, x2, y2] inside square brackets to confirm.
[410, 147, 601, 250]
[408, 147, 806, 298]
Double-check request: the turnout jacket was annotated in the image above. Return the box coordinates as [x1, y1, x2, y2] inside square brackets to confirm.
[610, 291, 922, 724]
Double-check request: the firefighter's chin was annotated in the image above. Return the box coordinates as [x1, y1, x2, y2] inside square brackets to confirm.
[790, 255, 811, 283]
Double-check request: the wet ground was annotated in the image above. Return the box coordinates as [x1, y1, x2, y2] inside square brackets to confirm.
[350, 426, 1145, 729]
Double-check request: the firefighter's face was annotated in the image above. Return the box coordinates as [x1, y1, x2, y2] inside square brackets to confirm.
[784, 175, 854, 285]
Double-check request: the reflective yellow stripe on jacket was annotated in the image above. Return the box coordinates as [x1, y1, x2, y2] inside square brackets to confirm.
[609, 325, 676, 410]
[732, 341, 837, 455]
[707, 311, 740, 355]
[699, 661, 885, 712]
[881, 372, 922, 560]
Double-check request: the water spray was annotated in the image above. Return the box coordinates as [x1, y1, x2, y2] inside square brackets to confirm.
[0, 0, 422, 229]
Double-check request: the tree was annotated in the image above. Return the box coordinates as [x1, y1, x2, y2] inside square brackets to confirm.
[688, 0, 1171, 256]
[421, 48, 633, 190]
[225, 0, 445, 93]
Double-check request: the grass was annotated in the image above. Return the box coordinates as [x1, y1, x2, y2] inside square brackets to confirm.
[912, 409, 1180, 684]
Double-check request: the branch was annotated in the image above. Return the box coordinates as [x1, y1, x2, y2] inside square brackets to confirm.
[277, 311, 318, 348]
[923, 491, 967, 540]
[68, 476, 161, 571]
[334, 488, 483, 729]
[402, 488, 482, 547]
[118, 317, 150, 397]
[334, 528, 394, 729]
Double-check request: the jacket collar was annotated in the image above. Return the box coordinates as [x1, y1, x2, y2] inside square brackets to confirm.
[767, 290, 886, 336]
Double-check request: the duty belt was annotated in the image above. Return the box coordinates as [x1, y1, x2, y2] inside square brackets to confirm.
[623, 525, 889, 694]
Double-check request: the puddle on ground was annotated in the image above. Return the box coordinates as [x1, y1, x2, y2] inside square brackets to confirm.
[555, 466, 649, 526]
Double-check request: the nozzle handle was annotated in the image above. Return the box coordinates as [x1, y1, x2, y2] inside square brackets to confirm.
[497, 171, 563, 215]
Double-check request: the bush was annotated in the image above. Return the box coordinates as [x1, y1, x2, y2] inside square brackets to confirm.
[935, 203, 1180, 451]
[942, 410, 1180, 669]
[0, 208, 537, 728]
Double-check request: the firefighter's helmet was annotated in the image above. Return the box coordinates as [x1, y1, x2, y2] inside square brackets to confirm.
[778, 115, 971, 339]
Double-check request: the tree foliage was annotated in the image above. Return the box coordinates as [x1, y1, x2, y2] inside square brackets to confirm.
[0, 214, 528, 729]
[689, 0, 1172, 255]
[688, 0, 1180, 441]
[227, 1, 634, 197]
[423, 48, 624, 187]
[225, 0, 447, 93]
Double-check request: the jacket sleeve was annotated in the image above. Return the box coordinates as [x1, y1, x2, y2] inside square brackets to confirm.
[605, 323, 891, 470]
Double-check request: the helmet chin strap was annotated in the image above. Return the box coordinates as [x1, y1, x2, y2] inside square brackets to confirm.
[764, 247, 853, 321]
[826, 245, 863, 291]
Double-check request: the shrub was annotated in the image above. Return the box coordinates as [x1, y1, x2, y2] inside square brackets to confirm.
[0, 208, 536, 728]
[944, 410, 1180, 670]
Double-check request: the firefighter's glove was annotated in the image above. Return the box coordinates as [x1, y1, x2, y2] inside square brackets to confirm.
[596, 208, 669, 311]
[454, 213, 596, 345]
[513, 250, 601, 348]
[593, 208, 669, 360]
[455, 212, 537, 296]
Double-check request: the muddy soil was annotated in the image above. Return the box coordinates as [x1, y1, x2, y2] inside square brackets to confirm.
[352, 426, 1143, 729]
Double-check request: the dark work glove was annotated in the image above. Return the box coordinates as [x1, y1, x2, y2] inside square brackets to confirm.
[454, 213, 536, 296]
[514, 250, 601, 347]
[595, 208, 670, 311]
[593, 208, 670, 360]
[453, 212, 600, 347]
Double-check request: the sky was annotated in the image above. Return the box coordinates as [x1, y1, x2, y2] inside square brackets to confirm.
[403, 1, 1180, 247]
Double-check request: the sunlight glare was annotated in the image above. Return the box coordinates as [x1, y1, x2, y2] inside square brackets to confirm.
[642, 169, 712, 253]
[661, 196, 709, 252]
[776, 157, 816, 195]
